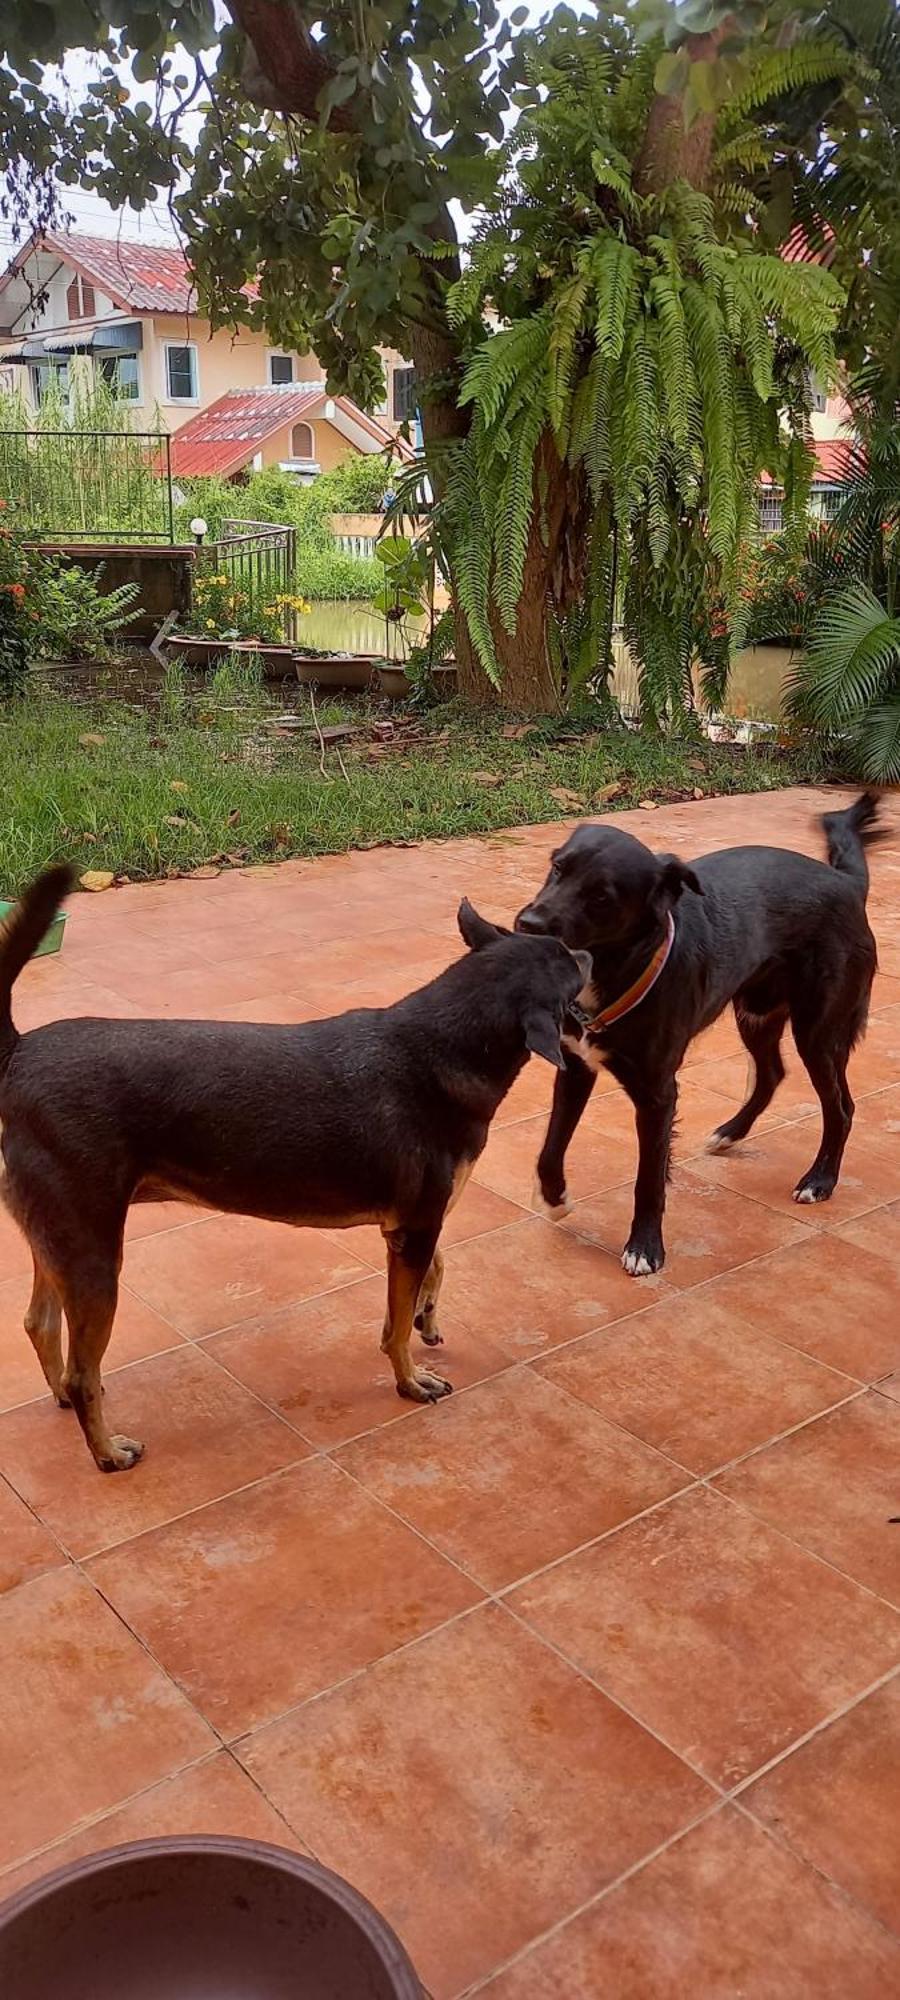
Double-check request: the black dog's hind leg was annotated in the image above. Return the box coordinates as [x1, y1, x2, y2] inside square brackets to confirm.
[622, 1078, 678, 1275]
[534, 1048, 597, 1218]
[708, 1003, 789, 1153]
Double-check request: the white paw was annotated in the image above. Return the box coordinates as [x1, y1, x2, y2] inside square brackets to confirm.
[622, 1249, 655, 1277]
[706, 1131, 734, 1155]
[793, 1185, 821, 1205]
[531, 1177, 572, 1222]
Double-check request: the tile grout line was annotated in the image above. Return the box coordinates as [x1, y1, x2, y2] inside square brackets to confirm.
[730, 1783, 900, 1958]
[706, 1479, 900, 1619]
[728, 1657, 900, 1808]
[454, 1798, 731, 1997]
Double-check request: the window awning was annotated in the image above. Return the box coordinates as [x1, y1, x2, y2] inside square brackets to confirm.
[3, 321, 143, 360]
[0, 338, 46, 364]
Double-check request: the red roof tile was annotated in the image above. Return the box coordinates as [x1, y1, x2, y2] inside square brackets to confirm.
[759, 437, 854, 486]
[169, 386, 411, 478]
[781, 224, 836, 267]
[38, 231, 198, 314]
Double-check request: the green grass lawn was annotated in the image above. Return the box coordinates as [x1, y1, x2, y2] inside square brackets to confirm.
[0, 667, 828, 896]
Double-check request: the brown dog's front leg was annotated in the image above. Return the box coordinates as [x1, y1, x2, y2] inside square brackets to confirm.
[382, 1228, 452, 1403]
[534, 1049, 597, 1219]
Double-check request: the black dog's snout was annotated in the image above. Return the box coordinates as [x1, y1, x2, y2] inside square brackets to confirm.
[516, 907, 550, 935]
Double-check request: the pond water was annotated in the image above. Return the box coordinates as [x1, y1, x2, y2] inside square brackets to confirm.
[299, 603, 792, 720]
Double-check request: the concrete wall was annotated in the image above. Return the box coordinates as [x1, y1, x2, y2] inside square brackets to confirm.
[36, 543, 194, 639]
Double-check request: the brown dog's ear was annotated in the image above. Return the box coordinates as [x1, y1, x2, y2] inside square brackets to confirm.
[654, 856, 703, 907]
[458, 899, 502, 950]
[524, 1007, 566, 1069]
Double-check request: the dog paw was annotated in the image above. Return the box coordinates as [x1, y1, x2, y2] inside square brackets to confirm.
[622, 1236, 664, 1277]
[793, 1176, 835, 1205]
[706, 1128, 735, 1155]
[97, 1434, 144, 1473]
[531, 1176, 572, 1222]
[398, 1371, 453, 1405]
[414, 1310, 444, 1346]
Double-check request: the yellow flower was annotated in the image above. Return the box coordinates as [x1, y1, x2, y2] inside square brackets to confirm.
[205, 619, 216, 630]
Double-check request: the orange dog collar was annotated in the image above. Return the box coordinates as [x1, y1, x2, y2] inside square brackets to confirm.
[586, 912, 676, 1033]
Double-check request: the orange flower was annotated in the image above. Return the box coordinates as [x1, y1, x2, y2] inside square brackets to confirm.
[2, 581, 25, 600]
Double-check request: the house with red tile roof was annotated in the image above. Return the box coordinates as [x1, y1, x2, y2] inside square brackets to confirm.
[0, 230, 417, 478]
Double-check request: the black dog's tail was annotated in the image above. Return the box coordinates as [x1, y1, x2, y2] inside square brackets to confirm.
[821, 792, 882, 903]
[0, 865, 75, 1074]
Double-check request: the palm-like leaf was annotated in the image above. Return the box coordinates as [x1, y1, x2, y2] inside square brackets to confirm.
[787, 583, 900, 726]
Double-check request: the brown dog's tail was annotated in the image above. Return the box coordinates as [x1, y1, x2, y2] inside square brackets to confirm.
[821, 792, 882, 904]
[0, 865, 75, 1072]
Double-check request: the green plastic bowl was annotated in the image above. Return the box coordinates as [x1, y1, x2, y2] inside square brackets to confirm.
[0, 901, 66, 957]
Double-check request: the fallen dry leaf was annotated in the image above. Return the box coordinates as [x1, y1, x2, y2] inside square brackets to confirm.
[593, 781, 623, 804]
[163, 814, 188, 829]
[189, 864, 222, 880]
[693, 787, 706, 800]
[639, 799, 659, 811]
[78, 732, 106, 749]
[226, 807, 241, 827]
[169, 779, 189, 794]
[501, 722, 538, 741]
[472, 770, 502, 786]
[79, 870, 115, 893]
[548, 786, 585, 809]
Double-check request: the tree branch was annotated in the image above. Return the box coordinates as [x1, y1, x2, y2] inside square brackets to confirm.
[229, 0, 355, 128]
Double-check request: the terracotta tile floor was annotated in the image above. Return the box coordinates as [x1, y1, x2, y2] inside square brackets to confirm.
[1, 785, 899, 1997]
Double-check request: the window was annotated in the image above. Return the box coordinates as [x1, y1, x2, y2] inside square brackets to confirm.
[757, 488, 783, 535]
[808, 374, 827, 413]
[97, 353, 140, 401]
[291, 421, 314, 458]
[392, 365, 417, 423]
[269, 353, 294, 385]
[165, 343, 198, 401]
[30, 359, 69, 408]
[66, 274, 96, 320]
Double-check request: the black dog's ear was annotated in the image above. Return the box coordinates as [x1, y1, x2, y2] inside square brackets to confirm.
[654, 856, 703, 907]
[524, 1007, 566, 1069]
[458, 899, 509, 950]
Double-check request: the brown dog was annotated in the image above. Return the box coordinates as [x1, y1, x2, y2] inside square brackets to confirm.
[0, 872, 587, 1472]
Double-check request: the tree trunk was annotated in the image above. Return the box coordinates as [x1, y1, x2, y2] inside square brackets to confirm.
[633, 24, 731, 197]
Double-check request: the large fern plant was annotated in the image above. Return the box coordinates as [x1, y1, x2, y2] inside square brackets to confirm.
[442, 20, 850, 714]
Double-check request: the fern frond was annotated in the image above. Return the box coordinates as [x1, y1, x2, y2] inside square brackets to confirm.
[585, 236, 642, 361]
[546, 273, 590, 448]
[683, 281, 736, 559]
[720, 42, 853, 126]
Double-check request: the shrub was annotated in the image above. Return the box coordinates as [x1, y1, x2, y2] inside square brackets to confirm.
[31, 560, 141, 659]
[190, 571, 310, 642]
[176, 456, 393, 599]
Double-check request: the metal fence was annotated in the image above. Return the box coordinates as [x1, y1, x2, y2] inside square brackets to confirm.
[0, 427, 174, 542]
[197, 519, 297, 638]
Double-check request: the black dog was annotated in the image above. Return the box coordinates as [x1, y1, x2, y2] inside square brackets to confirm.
[0, 875, 588, 1472]
[516, 796, 880, 1275]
